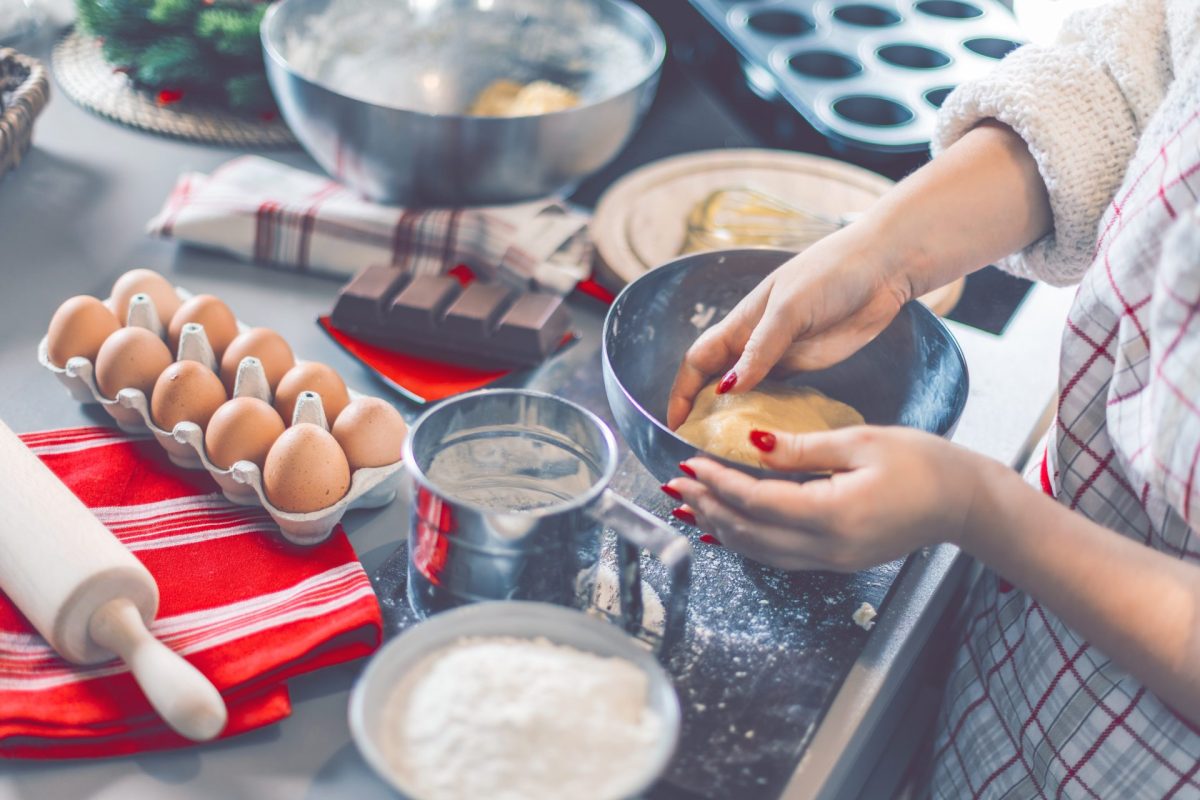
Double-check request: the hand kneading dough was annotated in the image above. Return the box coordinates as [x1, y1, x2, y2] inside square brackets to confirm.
[676, 381, 864, 467]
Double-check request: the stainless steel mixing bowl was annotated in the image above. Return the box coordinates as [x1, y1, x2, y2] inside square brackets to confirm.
[261, 0, 665, 205]
[602, 249, 970, 484]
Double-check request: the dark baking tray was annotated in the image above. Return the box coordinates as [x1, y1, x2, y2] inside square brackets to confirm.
[688, 0, 1024, 152]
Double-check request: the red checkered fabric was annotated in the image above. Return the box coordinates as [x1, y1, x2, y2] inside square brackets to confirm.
[927, 96, 1200, 799]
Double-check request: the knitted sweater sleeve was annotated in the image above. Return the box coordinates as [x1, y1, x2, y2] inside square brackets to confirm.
[930, 0, 1171, 286]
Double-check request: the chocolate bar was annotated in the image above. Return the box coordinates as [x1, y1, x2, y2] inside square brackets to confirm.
[330, 266, 571, 368]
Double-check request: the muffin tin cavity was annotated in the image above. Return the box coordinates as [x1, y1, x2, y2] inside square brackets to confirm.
[746, 9, 814, 36]
[876, 43, 951, 69]
[915, 0, 982, 18]
[833, 95, 914, 126]
[696, 0, 1024, 152]
[789, 50, 863, 79]
[831, 4, 901, 27]
[964, 36, 1020, 59]
[924, 85, 953, 107]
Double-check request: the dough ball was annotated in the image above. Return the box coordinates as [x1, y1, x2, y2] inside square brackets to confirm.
[468, 79, 580, 116]
[676, 381, 864, 467]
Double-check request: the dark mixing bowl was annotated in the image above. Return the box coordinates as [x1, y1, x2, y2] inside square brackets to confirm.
[602, 249, 969, 483]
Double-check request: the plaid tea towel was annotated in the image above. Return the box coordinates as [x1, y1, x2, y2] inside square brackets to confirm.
[0, 426, 382, 759]
[147, 156, 593, 294]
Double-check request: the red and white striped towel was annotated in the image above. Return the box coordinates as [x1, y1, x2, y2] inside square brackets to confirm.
[147, 156, 593, 294]
[0, 426, 382, 759]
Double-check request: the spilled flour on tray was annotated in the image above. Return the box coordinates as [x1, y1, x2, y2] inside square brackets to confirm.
[578, 563, 666, 637]
[383, 637, 664, 800]
[852, 602, 877, 631]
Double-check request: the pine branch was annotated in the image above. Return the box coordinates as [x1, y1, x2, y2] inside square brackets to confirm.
[134, 36, 207, 86]
[224, 73, 272, 111]
[195, 6, 266, 58]
[147, 0, 195, 27]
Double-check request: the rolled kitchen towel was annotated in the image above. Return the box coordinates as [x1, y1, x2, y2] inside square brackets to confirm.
[147, 156, 593, 294]
[0, 426, 382, 759]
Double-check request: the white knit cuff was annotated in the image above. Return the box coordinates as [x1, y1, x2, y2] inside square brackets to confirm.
[931, 44, 1139, 286]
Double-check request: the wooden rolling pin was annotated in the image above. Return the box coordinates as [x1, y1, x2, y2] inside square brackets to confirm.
[0, 419, 227, 741]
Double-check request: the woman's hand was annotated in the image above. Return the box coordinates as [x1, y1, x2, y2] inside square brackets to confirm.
[667, 122, 1054, 430]
[666, 425, 989, 572]
[666, 225, 912, 429]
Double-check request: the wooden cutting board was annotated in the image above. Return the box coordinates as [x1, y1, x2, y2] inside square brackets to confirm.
[591, 149, 963, 316]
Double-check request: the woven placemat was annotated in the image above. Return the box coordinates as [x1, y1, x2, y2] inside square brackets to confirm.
[52, 30, 296, 148]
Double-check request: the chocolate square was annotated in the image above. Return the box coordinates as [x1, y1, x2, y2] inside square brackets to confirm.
[494, 293, 570, 356]
[331, 265, 409, 329]
[389, 275, 463, 333]
[442, 283, 517, 340]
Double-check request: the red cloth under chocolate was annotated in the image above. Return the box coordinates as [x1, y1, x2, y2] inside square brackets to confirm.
[317, 274, 616, 405]
[0, 427, 382, 759]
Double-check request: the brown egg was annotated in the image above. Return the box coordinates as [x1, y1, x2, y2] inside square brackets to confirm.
[168, 295, 239, 360]
[111, 269, 182, 327]
[331, 397, 408, 470]
[219, 328, 296, 394]
[274, 362, 351, 425]
[205, 397, 286, 470]
[150, 361, 228, 433]
[263, 423, 351, 513]
[94, 327, 173, 400]
[46, 296, 122, 367]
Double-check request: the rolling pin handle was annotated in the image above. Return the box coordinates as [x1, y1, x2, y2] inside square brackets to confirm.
[88, 598, 228, 742]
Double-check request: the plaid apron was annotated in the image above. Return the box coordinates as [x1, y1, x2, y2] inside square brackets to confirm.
[927, 108, 1200, 797]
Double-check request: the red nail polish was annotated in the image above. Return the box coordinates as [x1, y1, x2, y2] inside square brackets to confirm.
[749, 430, 776, 452]
[661, 484, 682, 501]
[699, 533, 722, 546]
[679, 462, 697, 479]
[672, 508, 697, 525]
[716, 371, 738, 394]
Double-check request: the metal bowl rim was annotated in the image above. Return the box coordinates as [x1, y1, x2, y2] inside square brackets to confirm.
[600, 248, 971, 481]
[260, 0, 667, 119]
[401, 387, 621, 518]
[347, 600, 682, 798]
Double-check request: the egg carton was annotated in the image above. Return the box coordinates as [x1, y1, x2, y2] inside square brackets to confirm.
[690, 0, 1024, 152]
[37, 289, 404, 547]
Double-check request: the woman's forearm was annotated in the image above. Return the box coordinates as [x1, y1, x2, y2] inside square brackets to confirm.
[962, 460, 1200, 724]
[860, 121, 1053, 296]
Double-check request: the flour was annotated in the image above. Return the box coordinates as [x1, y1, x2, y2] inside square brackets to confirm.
[690, 302, 717, 330]
[383, 637, 665, 800]
[852, 602, 877, 631]
[578, 563, 666, 637]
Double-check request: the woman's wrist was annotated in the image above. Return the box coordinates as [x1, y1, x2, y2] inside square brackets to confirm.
[821, 215, 922, 303]
[955, 454, 1033, 557]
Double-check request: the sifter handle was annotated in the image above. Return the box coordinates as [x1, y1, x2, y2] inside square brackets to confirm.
[88, 598, 228, 742]
[594, 490, 692, 653]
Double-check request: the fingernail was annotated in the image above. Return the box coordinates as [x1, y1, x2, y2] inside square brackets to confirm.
[699, 533, 722, 546]
[679, 462, 697, 479]
[672, 508, 697, 526]
[749, 430, 776, 452]
[661, 484, 682, 501]
[716, 371, 738, 394]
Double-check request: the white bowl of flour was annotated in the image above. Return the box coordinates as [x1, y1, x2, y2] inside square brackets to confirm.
[349, 601, 680, 800]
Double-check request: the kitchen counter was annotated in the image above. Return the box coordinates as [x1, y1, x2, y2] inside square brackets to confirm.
[0, 13, 1069, 800]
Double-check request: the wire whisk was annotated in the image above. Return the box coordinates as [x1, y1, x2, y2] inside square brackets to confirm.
[682, 187, 857, 255]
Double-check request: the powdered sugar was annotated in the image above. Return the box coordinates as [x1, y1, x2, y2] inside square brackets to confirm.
[382, 636, 665, 800]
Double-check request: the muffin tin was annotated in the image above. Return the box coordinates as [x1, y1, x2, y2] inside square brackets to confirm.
[38, 289, 404, 547]
[690, 0, 1024, 152]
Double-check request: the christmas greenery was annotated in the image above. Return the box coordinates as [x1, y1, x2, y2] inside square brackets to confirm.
[77, 0, 275, 113]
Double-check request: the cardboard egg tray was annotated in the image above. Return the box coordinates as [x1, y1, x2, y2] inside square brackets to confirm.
[37, 289, 404, 547]
[690, 0, 1024, 152]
